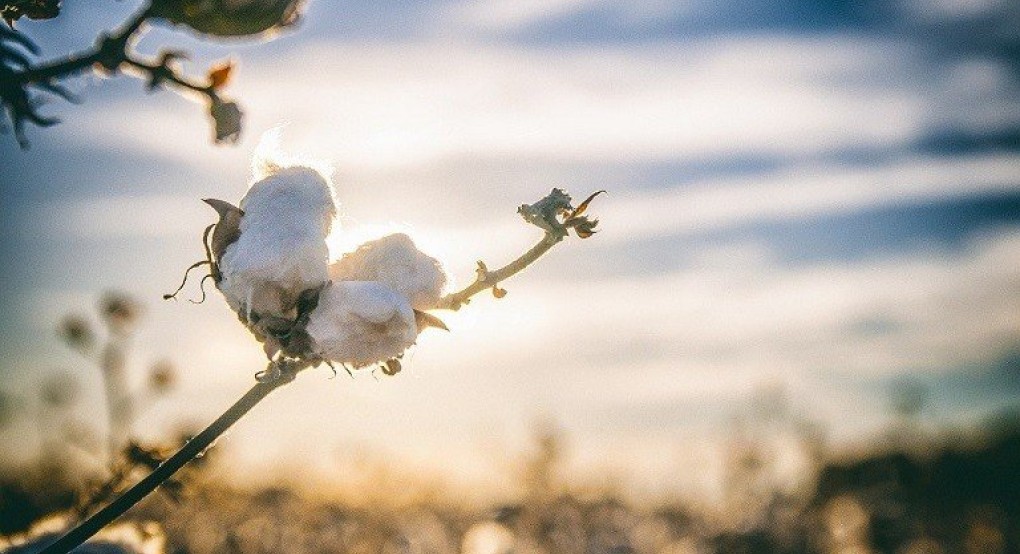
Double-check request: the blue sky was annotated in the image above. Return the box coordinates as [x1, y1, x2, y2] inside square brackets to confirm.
[1, 0, 1019, 500]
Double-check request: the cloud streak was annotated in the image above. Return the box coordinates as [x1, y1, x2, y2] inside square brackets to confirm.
[71, 36, 934, 170]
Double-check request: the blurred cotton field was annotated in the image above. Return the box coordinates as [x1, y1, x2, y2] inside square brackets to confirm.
[2, 0, 1020, 552]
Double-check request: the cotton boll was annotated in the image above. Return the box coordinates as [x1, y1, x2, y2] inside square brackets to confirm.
[217, 166, 337, 319]
[305, 281, 418, 368]
[329, 233, 447, 310]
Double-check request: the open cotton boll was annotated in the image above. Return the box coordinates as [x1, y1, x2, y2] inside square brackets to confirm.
[305, 280, 418, 367]
[329, 233, 447, 310]
[218, 166, 337, 318]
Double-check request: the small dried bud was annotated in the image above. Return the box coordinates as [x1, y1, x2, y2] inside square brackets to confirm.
[518, 188, 605, 238]
[59, 314, 95, 350]
[382, 358, 401, 376]
[150, 0, 304, 38]
[209, 97, 242, 143]
[100, 291, 141, 335]
[149, 360, 176, 393]
[570, 217, 598, 239]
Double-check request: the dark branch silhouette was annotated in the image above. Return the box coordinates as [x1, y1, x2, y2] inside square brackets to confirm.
[0, 0, 302, 148]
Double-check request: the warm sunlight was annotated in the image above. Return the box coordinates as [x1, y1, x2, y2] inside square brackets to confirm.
[2, 0, 1019, 552]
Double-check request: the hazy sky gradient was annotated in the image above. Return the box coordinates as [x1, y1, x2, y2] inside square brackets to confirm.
[1, 0, 1019, 500]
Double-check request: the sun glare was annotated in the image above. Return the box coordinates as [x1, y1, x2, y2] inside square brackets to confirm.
[249, 127, 335, 185]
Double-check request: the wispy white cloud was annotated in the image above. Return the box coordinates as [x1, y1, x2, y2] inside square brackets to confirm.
[414, 228, 1020, 458]
[925, 57, 1020, 133]
[594, 152, 1020, 246]
[11, 17, 1020, 496]
[28, 194, 214, 240]
[444, 0, 705, 32]
[447, 0, 598, 30]
[902, 0, 1009, 21]
[76, 36, 932, 170]
[244, 38, 927, 167]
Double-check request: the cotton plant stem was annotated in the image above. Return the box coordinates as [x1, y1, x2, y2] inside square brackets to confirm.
[122, 55, 213, 95]
[11, 5, 151, 85]
[38, 373, 293, 554]
[437, 231, 565, 311]
[100, 337, 132, 467]
[12, 5, 213, 98]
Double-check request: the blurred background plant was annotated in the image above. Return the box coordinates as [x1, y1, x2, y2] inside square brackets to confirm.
[0, 0, 305, 148]
[3, 348, 1019, 553]
[0, 291, 215, 540]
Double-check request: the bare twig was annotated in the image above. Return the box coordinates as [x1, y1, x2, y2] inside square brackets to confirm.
[122, 53, 211, 95]
[1, 2, 242, 147]
[436, 188, 602, 310]
[11, 5, 151, 85]
[436, 233, 565, 310]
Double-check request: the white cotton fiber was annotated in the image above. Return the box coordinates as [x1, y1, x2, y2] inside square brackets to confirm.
[218, 166, 337, 318]
[329, 233, 446, 310]
[305, 280, 418, 367]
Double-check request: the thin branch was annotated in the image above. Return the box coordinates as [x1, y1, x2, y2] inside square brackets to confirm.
[435, 188, 602, 311]
[11, 5, 152, 85]
[122, 53, 214, 96]
[1, 2, 241, 147]
[436, 232, 564, 311]
[38, 359, 308, 554]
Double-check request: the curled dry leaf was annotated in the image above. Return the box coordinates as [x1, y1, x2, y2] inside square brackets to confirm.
[569, 190, 606, 219]
[414, 309, 450, 332]
[207, 59, 234, 90]
[202, 198, 244, 265]
[209, 97, 242, 143]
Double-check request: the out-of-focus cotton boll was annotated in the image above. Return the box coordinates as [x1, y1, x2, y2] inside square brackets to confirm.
[218, 166, 337, 319]
[329, 233, 447, 310]
[305, 281, 417, 367]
